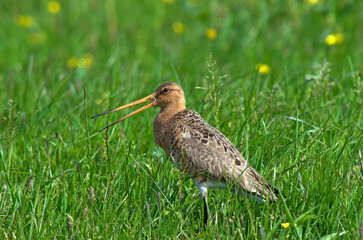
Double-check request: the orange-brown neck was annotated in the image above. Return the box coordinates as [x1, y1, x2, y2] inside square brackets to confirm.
[153, 99, 186, 149]
[159, 98, 186, 116]
[155, 100, 186, 126]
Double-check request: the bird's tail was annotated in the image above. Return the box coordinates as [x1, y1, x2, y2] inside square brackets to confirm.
[235, 165, 279, 202]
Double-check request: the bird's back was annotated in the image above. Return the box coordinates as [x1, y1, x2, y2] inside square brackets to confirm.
[162, 109, 278, 201]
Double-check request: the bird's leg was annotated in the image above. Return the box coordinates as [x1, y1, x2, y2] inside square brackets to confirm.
[203, 195, 210, 228]
[193, 180, 210, 229]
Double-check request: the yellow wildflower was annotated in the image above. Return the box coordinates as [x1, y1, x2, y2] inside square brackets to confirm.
[27, 33, 46, 45]
[307, 0, 321, 5]
[79, 53, 93, 69]
[67, 57, 79, 68]
[67, 53, 93, 69]
[325, 33, 344, 46]
[255, 64, 271, 75]
[281, 222, 290, 228]
[205, 28, 218, 40]
[281, 222, 297, 228]
[162, 0, 175, 4]
[14, 15, 35, 28]
[173, 22, 185, 34]
[47, 1, 61, 14]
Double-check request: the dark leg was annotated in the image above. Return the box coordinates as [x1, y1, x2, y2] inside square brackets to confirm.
[203, 196, 209, 229]
[193, 180, 210, 229]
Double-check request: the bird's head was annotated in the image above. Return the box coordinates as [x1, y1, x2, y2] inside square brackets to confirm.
[92, 82, 185, 131]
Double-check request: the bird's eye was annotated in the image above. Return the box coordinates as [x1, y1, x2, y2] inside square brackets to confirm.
[163, 88, 170, 93]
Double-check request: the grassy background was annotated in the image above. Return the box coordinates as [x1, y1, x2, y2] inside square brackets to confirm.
[1, 0, 362, 238]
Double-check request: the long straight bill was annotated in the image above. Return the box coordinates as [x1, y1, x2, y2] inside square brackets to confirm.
[92, 94, 155, 132]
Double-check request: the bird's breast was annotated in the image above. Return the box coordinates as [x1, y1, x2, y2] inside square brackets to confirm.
[153, 114, 172, 154]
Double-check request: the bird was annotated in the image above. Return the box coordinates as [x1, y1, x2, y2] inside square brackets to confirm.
[92, 82, 279, 227]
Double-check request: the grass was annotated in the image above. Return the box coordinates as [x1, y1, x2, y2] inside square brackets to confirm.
[1, 0, 362, 239]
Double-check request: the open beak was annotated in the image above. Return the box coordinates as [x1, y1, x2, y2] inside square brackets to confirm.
[92, 94, 156, 132]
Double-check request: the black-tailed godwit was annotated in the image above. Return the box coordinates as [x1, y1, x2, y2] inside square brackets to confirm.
[92, 82, 279, 227]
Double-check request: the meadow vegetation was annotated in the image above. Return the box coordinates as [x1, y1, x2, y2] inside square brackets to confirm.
[1, 0, 362, 238]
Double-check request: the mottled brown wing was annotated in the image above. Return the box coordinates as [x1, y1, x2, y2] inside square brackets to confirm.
[171, 109, 278, 201]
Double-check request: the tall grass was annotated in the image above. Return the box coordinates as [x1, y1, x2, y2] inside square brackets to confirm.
[1, 0, 362, 238]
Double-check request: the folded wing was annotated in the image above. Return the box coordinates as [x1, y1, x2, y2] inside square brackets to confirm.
[171, 109, 278, 201]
